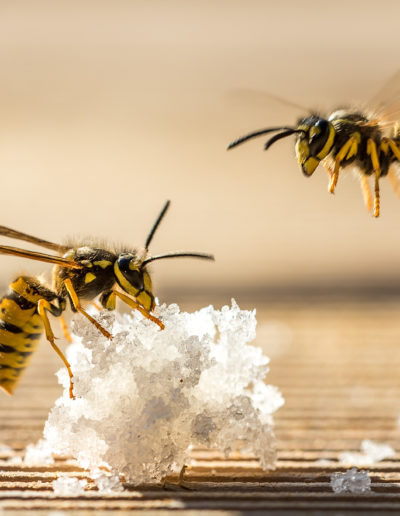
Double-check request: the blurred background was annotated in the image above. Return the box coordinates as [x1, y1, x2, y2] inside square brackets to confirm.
[1, 0, 400, 306]
[3, 4, 400, 495]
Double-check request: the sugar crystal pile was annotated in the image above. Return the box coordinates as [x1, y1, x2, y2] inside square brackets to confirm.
[43, 300, 284, 483]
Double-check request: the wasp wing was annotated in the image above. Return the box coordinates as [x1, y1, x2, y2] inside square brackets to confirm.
[366, 70, 400, 125]
[0, 245, 82, 269]
[0, 225, 70, 253]
[226, 88, 313, 115]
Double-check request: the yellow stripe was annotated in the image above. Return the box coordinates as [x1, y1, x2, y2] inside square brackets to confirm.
[0, 327, 41, 349]
[94, 260, 112, 269]
[316, 124, 336, 160]
[85, 272, 96, 284]
[113, 262, 139, 297]
[0, 298, 36, 327]
[10, 278, 42, 304]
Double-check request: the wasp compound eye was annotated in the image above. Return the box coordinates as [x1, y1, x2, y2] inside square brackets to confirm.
[309, 119, 330, 156]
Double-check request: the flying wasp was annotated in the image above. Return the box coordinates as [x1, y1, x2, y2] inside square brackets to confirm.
[227, 73, 400, 217]
[0, 201, 214, 399]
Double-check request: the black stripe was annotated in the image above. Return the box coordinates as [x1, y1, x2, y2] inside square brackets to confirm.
[19, 351, 32, 359]
[0, 343, 16, 353]
[0, 319, 23, 334]
[3, 293, 36, 310]
[25, 333, 42, 341]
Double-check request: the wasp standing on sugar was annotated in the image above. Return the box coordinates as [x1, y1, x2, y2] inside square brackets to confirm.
[0, 201, 214, 399]
[227, 73, 400, 217]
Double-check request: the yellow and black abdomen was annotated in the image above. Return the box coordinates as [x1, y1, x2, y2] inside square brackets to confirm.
[0, 277, 51, 394]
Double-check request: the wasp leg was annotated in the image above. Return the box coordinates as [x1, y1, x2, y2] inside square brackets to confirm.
[59, 315, 73, 343]
[101, 290, 164, 330]
[330, 135, 360, 194]
[367, 138, 381, 217]
[384, 139, 400, 199]
[90, 301, 102, 311]
[387, 138, 400, 161]
[359, 174, 373, 213]
[374, 176, 380, 217]
[388, 167, 400, 198]
[37, 299, 75, 399]
[63, 278, 112, 339]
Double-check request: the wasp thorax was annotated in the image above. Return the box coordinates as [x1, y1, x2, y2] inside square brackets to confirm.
[295, 117, 335, 176]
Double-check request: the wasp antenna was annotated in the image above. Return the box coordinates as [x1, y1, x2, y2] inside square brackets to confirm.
[264, 129, 297, 150]
[142, 252, 214, 266]
[145, 200, 171, 250]
[227, 127, 294, 150]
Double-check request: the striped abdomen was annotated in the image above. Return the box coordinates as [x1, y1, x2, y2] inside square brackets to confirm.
[0, 277, 51, 394]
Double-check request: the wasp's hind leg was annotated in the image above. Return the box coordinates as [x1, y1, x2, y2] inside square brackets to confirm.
[63, 279, 112, 339]
[59, 315, 72, 343]
[329, 134, 360, 194]
[37, 299, 75, 399]
[100, 290, 164, 330]
[367, 139, 381, 217]
[359, 174, 373, 213]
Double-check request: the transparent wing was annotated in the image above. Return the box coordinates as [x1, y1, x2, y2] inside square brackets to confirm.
[225, 88, 312, 115]
[368, 70, 400, 124]
[0, 245, 82, 269]
[0, 225, 70, 253]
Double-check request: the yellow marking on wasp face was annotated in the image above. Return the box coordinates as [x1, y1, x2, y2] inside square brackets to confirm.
[94, 260, 112, 269]
[84, 272, 97, 284]
[303, 157, 320, 175]
[297, 125, 309, 132]
[114, 262, 139, 297]
[143, 272, 152, 292]
[310, 126, 320, 138]
[295, 139, 309, 162]
[316, 123, 336, 160]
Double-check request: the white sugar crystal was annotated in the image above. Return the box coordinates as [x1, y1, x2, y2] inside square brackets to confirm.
[0, 443, 13, 455]
[90, 468, 124, 493]
[339, 439, 395, 466]
[361, 439, 395, 462]
[24, 439, 54, 466]
[331, 467, 371, 494]
[52, 475, 87, 496]
[42, 300, 284, 483]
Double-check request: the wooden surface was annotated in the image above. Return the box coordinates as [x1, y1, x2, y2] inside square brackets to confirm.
[1, 299, 400, 514]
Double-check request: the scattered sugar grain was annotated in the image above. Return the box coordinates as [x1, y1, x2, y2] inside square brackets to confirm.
[52, 475, 87, 496]
[331, 468, 371, 494]
[339, 439, 395, 466]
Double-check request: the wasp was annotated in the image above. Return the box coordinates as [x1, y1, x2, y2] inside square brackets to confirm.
[0, 201, 214, 399]
[227, 74, 400, 218]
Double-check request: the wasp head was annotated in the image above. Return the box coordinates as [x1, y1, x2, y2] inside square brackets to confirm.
[295, 116, 336, 176]
[114, 253, 154, 311]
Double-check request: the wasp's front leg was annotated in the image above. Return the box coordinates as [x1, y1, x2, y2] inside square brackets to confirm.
[100, 290, 164, 330]
[63, 278, 112, 339]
